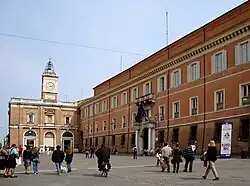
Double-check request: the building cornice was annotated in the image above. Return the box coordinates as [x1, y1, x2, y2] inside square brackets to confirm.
[9, 97, 77, 108]
[79, 23, 250, 107]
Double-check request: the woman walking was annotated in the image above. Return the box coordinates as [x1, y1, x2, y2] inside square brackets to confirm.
[32, 147, 40, 174]
[4, 144, 19, 178]
[65, 148, 73, 173]
[202, 140, 219, 181]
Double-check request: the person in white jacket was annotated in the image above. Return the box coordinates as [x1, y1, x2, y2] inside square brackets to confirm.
[161, 143, 172, 172]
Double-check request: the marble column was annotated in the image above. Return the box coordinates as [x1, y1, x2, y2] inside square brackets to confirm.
[152, 128, 155, 151]
[148, 128, 151, 151]
[135, 130, 138, 148]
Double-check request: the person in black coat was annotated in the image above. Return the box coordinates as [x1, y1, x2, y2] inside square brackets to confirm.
[95, 144, 111, 171]
[51, 145, 65, 175]
[65, 148, 73, 173]
[202, 140, 219, 181]
[23, 146, 33, 174]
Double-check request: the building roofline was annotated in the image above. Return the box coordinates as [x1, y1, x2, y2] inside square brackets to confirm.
[93, 1, 249, 90]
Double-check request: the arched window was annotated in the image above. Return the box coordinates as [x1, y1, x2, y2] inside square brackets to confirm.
[45, 132, 55, 138]
[24, 130, 36, 137]
[62, 131, 73, 137]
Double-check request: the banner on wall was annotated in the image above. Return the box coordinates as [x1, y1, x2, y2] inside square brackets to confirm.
[220, 122, 232, 158]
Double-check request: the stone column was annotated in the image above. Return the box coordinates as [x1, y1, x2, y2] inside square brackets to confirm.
[148, 128, 151, 151]
[135, 130, 138, 148]
[152, 128, 155, 151]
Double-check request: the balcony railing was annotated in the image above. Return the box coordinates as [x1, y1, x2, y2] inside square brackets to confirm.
[135, 93, 155, 105]
[191, 108, 197, 115]
[216, 103, 224, 110]
[242, 96, 250, 105]
[133, 117, 156, 126]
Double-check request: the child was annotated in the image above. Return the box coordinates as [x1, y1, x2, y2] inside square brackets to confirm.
[32, 147, 40, 174]
[65, 149, 73, 173]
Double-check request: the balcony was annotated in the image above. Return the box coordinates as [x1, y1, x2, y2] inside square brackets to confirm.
[216, 103, 224, 110]
[242, 96, 250, 106]
[133, 117, 156, 129]
[135, 93, 155, 106]
[191, 108, 197, 115]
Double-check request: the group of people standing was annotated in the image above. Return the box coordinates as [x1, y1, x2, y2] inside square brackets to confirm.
[155, 140, 219, 181]
[0, 144, 74, 178]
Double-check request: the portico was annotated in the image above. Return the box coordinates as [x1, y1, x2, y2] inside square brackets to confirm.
[134, 119, 156, 154]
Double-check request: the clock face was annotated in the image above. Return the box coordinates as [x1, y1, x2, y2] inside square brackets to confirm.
[46, 82, 55, 91]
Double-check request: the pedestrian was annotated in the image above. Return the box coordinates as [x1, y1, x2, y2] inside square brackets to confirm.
[23, 145, 33, 174]
[4, 144, 19, 178]
[65, 148, 73, 173]
[202, 140, 219, 181]
[32, 147, 40, 174]
[132, 145, 137, 159]
[183, 142, 196, 172]
[161, 142, 172, 172]
[171, 144, 183, 173]
[90, 146, 95, 158]
[51, 145, 65, 175]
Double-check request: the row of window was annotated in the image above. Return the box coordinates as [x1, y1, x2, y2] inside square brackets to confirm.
[26, 112, 72, 124]
[87, 83, 250, 132]
[81, 39, 250, 118]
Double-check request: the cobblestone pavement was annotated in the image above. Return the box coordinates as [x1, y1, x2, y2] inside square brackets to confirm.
[1, 154, 250, 186]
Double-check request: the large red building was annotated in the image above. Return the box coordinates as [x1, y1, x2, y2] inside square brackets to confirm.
[78, 1, 250, 154]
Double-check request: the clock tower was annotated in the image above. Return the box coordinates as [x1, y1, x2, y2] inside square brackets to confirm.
[41, 58, 58, 101]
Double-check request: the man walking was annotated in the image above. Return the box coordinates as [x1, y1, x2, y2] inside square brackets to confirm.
[51, 145, 65, 175]
[161, 143, 172, 172]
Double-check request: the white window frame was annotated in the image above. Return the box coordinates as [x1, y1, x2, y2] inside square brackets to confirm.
[172, 101, 180, 119]
[89, 105, 93, 116]
[158, 105, 165, 121]
[111, 96, 118, 108]
[187, 61, 200, 82]
[122, 116, 126, 128]
[132, 112, 137, 123]
[112, 118, 116, 130]
[121, 92, 127, 105]
[103, 121, 106, 131]
[94, 103, 99, 114]
[157, 75, 167, 92]
[239, 82, 250, 106]
[214, 89, 225, 111]
[143, 81, 151, 95]
[235, 39, 250, 66]
[189, 96, 198, 116]
[95, 122, 98, 132]
[131, 87, 139, 102]
[84, 108, 88, 117]
[211, 50, 227, 74]
[171, 69, 181, 88]
[65, 115, 71, 124]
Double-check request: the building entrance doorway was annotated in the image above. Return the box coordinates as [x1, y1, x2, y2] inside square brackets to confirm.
[24, 130, 36, 147]
[142, 128, 148, 150]
[62, 131, 74, 152]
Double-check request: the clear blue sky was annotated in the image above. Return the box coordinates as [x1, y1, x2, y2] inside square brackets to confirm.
[0, 0, 247, 142]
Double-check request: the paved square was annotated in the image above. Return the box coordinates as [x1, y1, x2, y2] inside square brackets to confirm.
[1, 154, 250, 186]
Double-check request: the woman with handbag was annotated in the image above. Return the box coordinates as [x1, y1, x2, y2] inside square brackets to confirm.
[171, 144, 183, 173]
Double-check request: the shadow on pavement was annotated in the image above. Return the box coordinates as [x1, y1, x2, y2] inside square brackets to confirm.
[180, 177, 202, 180]
[144, 170, 161, 173]
[82, 173, 103, 177]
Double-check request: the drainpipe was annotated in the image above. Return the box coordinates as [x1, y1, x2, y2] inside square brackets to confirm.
[127, 69, 131, 153]
[166, 69, 170, 142]
[201, 27, 206, 154]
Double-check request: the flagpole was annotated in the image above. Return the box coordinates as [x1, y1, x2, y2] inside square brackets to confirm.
[165, 4, 169, 46]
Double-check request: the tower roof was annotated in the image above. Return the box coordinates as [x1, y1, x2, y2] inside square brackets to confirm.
[43, 57, 56, 76]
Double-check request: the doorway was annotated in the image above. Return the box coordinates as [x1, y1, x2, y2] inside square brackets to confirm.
[63, 140, 71, 151]
[143, 128, 148, 150]
[27, 139, 34, 147]
[62, 131, 74, 152]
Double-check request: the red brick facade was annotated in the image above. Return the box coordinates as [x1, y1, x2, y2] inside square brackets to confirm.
[79, 2, 250, 154]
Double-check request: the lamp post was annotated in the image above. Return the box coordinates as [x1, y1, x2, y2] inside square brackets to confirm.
[242, 97, 250, 158]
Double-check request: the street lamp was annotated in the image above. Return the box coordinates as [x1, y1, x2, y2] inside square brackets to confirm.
[242, 96, 250, 158]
